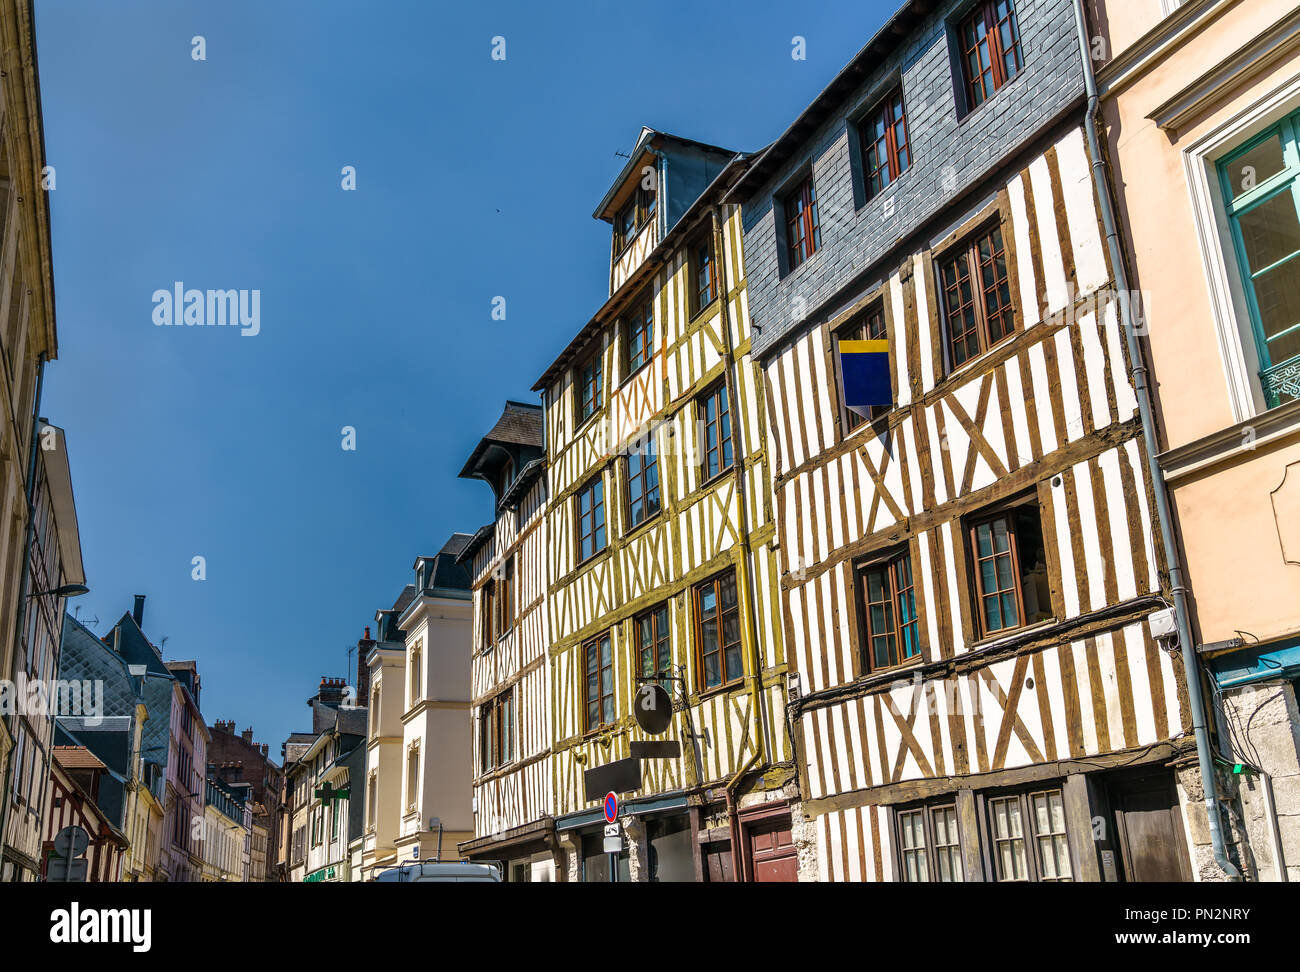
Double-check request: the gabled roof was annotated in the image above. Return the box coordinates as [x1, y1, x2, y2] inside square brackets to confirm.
[592, 127, 739, 222]
[458, 401, 543, 480]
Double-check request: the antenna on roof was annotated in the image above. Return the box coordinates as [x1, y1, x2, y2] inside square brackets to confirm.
[614, 150, 631, 160]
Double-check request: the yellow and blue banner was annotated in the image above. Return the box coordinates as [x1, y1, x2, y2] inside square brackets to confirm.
[839, 339, 892, 416]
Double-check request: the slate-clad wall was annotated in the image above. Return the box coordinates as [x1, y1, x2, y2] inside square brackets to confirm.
[741, 0, 1085, 358]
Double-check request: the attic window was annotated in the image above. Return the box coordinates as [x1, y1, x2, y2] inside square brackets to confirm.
[614, 185, 657, 252]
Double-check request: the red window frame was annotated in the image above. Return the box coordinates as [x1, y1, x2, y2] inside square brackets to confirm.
[939, 224, 1015, 369]
[959, 0, 1024, 111]
[861, 90, 911, 200]
[784, 175, 821, 271]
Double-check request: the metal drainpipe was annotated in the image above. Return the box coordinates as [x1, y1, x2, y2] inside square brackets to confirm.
[713, 200, 768, 882]
[1070, 0, 1239, 879]
[0, 349, 47, 871]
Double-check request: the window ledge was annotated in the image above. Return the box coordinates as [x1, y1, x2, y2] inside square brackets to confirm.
[968, 617, 1058, 653]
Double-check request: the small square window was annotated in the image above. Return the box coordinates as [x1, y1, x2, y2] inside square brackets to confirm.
[784, 174, 821, 272]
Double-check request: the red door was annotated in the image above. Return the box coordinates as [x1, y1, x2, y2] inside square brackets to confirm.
[748, 817, 797, 882]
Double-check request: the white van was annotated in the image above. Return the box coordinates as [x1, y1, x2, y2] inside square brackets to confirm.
[371, 861, 502, 883]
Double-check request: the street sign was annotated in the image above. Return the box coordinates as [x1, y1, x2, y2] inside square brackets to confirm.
[603, 792, 619, 824]
[53, 826, 88, 860]
[634, 683, 673, 734]
[603, 835, 623, 854]
[584, 757, 641, 803]
[604, 823, 620, 838]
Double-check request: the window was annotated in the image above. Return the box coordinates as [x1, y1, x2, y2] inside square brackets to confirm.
[784, 174, 821, 271]
[499, 457, 515, 494]
[861, 91, 911, 200]
[614, 185, 657, 252]
[959, 0, 1023, 112]
[837, 304, 890, 432]
[940, 224, 1015, 369]
[576, 475, 607, 563]
[692, 235, 717, 314]
[331, 799, 339, 840]
[625, 293, 654, 374]
[408, 642, 422, 706]
[577, 346, 603, 423]
[967, 502, 1051, 637]
[583, 634, 614, 732]
[406, 747, 419, 810]
[987, 788, 1073, 881]
[897, 802, 964, 882]
[479, 689, 515, 772]
[1218, 111, 1300, 408]
[699, 382, 734, 481]
[694, 570, 742, 690]
[367, 773, 377, 828]
[482, 579, 497, 647]
[495, 556, 515, 636]
[857, 549, 921, 672]
[369, 685, 380, 736]
[636, 603, 671, 687]
[625, 434, 661, 528]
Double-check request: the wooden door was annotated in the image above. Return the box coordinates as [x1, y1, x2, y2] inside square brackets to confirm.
[748, 817, 798, 882]
[1109, 771, 1192, 882]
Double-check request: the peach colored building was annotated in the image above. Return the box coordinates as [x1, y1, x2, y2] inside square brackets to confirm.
[1092, 0, 1300, 879]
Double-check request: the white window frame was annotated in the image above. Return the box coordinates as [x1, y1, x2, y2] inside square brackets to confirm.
[1183, 75, 1300, 422]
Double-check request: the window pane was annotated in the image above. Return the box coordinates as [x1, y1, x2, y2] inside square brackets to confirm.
[1238, 189, 1300, 273]
[1228, 133, 1287, 201]
[1252, 255, 1300, 361]
[990, 796, 1028, 881]
[931, 806, 964, 882]
[1031, 790, 1072, 881]
[898, 810, 929, 882]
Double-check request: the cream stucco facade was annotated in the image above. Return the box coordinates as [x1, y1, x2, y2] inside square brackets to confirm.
[1093, 0, 1300, 879]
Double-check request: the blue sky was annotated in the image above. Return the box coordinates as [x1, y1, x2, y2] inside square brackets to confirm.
[33, 0, 895, 754]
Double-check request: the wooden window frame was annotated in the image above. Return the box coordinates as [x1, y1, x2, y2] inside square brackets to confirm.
[783, 173, 821, 272]
[698, 381, 735, 483]
[576, 344, 603, 425]
[575, 474, 607, 564]
[938, 222, 1017, 371]
[624, 292, 655, 377]
[835, 302, 890, 435]
[693, 569, 743, 692]
[691, 233, 717, 316]
[493, 556, 515, 638]
[480, 688, 515, 773]
[855, 547, 922, 674]
[965, 499, 1052, 639]
[894, 800, 964, 882]
[958, 0, 1024, 113]
[635, 602, 672, 688]
[583, 632, 615, 734]
[481, 578, 498, 648]
[983, 786, 1074, 882]
[624, 434, 661, 530]
[614, 185, 657, 254]
[860, 89, 911, 201]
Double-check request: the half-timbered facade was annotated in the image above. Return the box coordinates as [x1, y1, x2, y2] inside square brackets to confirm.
[534, 130, 798, 882]
[456, 402, 558, 881]
[734, 0, 1197, 881]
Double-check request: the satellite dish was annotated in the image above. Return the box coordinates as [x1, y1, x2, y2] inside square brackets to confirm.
[633, 683, 672, 735]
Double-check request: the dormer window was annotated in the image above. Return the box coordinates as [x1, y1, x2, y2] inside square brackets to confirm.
[499, 457, 515, 494]
[614, 185, 657, 252]
[692, 235, 717, 315]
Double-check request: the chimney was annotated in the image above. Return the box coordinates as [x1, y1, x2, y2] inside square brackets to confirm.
[132, 594, 146, 628]
[241, 727, 254, 744]
[356, 628, 377, 710]
[260, 743, 268, 758]
[317, 677, 345, 707]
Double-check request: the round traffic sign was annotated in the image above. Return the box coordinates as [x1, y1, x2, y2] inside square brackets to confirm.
[603, 791, 618, 823]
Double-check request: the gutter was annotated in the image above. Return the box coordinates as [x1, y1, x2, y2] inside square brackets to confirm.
[1071, 0, 1239, 880]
